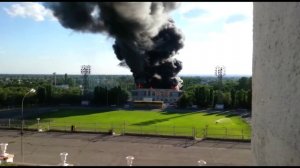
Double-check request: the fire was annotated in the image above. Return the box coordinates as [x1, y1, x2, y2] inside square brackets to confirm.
[136, 83, 144, 89]
[171, 85, 180, 91]
[136, 83, 180, 90]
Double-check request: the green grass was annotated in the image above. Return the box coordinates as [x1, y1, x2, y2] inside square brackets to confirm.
[0, 163, 17, 166]
[25, 108, 251, 140]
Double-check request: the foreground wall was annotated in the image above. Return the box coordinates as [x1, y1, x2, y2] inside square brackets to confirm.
[252, 2, 300, 165]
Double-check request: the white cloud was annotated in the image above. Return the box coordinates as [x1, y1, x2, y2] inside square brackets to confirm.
[173, 3, 253, 76]
[4, 2, 56, 22]
[178, 2, 252, 25]
[178, 22, 252, 75]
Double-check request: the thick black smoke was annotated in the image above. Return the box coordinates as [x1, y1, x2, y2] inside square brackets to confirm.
[46, 2, 184, 89]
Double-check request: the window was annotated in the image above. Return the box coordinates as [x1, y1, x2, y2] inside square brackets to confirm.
[171, 92, 179, 97]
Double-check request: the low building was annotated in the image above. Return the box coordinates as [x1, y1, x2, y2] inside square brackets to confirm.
[55, 84, 69, 89]
[132, 101, 163, 109]
[131, 89, 183, 104]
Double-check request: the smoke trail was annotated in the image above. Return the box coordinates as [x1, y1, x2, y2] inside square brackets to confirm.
[46, 2, 184, 89]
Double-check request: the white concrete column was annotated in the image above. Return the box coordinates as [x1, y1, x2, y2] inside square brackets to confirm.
[252, 2, 300, 165]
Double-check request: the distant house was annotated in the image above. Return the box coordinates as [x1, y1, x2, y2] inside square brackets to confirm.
[55, 84, 69, 89]
[131, 88, 183, 104]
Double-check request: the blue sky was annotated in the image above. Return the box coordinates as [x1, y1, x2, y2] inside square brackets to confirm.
[0, 2, 253, 75]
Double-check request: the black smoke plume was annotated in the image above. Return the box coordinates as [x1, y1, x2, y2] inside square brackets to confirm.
[46, 2, 184, 89]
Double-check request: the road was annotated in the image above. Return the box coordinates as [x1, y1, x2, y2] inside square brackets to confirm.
[0, 129, 254, 166]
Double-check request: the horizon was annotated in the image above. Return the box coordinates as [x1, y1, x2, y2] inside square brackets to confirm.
[0, 73, 251, 77]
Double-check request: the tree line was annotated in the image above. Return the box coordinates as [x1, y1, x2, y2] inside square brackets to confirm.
[93, 86, 129, 106]
[0, 85, 81, 107]
[177, 77, 252, 110]
[0, 84, 129, 108]
[0, 75, 251, 110]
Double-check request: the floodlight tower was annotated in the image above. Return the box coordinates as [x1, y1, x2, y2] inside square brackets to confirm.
[215, 65, 226, 90]
[81, 65, 91, 98]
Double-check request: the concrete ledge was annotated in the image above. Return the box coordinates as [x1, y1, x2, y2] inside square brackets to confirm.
[123, 132, 193, 139]
[0, 127, 251, 142]
[13, 162, 53, 166]
[205, 137, 251, 143]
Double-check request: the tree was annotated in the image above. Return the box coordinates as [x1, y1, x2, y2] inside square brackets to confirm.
[94, 86, 129, 106]
[209, 88, 214, 107]
[235, 89, 247, 108]
[93, 86, 108, 105]
[36, 86, 46, 104]
[248, 77, 252, 90]
[193, 85, 211, 108]
[223, 91, 232, 109]
[237, 77, 251, 90]
[51, 87, 81, 105]
[0, 88, 7, 106]
[223, 80, 238, 92]
[64, 73, 68, 85]
[67, 78, 75, 87]
[230, 89, 236, 108]
[246, 90, 252, 110]
[177, 92, 192, 108]
[117, 87, 130, 105]
[45, 84, 52, 104]
[180, 77, 202, 89]
[213, 90, 224, 106]
[108, 86, 129, 106]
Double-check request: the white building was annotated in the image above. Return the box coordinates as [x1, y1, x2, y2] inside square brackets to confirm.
[131, 89, 183, 104]
[55, 84, 69, 89]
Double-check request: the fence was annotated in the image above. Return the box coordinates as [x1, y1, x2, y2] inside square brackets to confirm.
[0, 119, 251, 140]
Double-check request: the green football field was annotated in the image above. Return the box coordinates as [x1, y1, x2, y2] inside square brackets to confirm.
[26, 108, 251, 140]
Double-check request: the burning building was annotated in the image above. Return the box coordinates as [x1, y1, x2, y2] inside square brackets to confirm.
[47, 2, 185, 105]
[131, 88, 182, 104]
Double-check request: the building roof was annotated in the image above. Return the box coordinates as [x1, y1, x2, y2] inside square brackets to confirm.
[131, 88, 182, 92]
